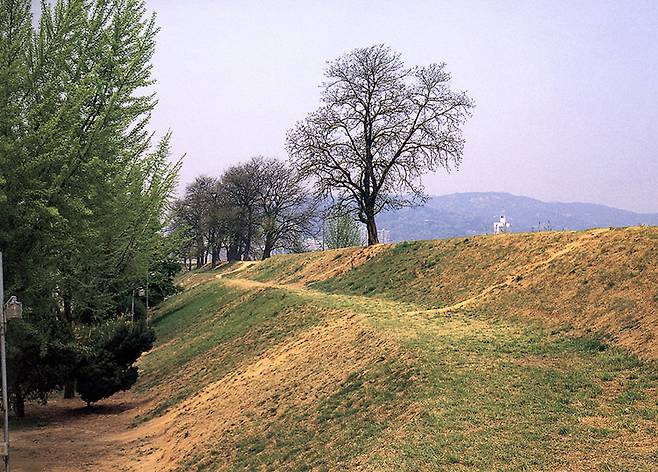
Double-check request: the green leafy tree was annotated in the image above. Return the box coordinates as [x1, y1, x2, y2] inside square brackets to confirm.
[0, 0, 182, 414]
[325, 214, 363, 249]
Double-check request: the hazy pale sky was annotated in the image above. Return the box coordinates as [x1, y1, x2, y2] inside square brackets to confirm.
[141, 1, 657, 212]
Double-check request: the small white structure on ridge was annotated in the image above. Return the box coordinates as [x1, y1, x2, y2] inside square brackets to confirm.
[493, 215, 510, 234]
[378, 228, 391, 244]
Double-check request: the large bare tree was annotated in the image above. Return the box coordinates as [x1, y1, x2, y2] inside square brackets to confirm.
[220, 158, 263, 261]
[257, 158, 317, 259]
[287, 44, 474, 244]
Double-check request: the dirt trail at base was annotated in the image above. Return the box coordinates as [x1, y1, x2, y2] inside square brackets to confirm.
[12, 394, 147, 472]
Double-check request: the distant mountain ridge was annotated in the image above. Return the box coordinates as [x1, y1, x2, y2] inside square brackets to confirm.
[376, 192, 658, 242]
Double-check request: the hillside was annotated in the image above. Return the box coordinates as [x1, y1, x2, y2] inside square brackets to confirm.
[377, 192, 658, 241]
[13, 227, 658, 471]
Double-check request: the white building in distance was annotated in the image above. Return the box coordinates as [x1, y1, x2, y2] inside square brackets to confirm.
[493, 215, 510, 234]
[359, 226, 391, 244]
[303, 238, 323, 251]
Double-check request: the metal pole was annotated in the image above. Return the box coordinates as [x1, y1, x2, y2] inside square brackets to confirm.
[0, 252, 9, 472]
[146, 272, 149, 312]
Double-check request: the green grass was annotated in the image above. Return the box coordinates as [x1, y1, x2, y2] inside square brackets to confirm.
[135, 282, 323, 422]
[134, 228, 658, 470]
[148, 274, 658, 470]
[358, 308, 658, 471]
[175, 357, 417, 472]
[308, 233, 579, 309]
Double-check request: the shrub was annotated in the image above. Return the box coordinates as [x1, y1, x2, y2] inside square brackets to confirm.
[76, 320, 155, 406]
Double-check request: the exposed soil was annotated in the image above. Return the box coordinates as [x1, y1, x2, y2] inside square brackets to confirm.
[11, 394, 150, 472]
[11, 304, 399, 471]
[125, 313, 399, 471]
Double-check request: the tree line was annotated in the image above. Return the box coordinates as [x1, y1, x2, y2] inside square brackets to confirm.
[171, 157, 318, 266]
[0, 0, 181, 413]
[176, 44, 474, 259]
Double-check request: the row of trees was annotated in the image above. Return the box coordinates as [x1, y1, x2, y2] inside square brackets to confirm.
[0, 3, 473, 414]
[0, 0, 181, 413]
[174, 45, 474, 262]
[172, 157, 318, 265]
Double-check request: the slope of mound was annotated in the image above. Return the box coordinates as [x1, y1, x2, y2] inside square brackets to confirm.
[126, 242, 658, 470]
[242, 226, 658, 360]
[25, 227, 655, 471]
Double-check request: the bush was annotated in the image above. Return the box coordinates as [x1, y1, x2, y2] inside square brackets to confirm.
[76, 320, 155, 406]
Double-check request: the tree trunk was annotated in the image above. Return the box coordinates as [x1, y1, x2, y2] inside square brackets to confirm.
[211, 247, 218, 268]
[243, 236, 252, 261]
[262, 235, 275, 260]
[63, 294, 75, 399]
[227, 242, 240, 262]
[195, 235, 204, 268]
[64, 380, 75, 399]
[243, 210, 254, 260]
[366, 210, 379, 245]
[63, 294, 72, 323]
[12, 383, 25, 418]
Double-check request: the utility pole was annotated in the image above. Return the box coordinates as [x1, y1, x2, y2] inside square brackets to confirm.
[0, 253, 22, 472]
[0, 251, 8, 472]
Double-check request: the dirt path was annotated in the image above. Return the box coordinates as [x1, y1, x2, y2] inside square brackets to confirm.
[12, 394, 150, 472]
[219, 230, 608, 320]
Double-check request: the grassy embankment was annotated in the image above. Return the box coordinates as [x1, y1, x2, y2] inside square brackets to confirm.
[131, 227, 658, 471]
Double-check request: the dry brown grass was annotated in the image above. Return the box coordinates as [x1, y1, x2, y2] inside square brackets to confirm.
[117, 311, 400, 471]
[264, 227, 658, 360]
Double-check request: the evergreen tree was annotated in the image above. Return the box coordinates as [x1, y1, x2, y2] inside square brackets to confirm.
[76, 320, 155, 406]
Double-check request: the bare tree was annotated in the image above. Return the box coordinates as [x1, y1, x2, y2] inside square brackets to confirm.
[203, 179, 231, 268]
[220, 158, 263, 261]
[287, 44, 474, 245]
[257, 158, 318, 259]
[172, 176, 217, 268]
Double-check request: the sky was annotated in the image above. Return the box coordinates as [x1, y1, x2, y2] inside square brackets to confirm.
[139, 1, 654, 212]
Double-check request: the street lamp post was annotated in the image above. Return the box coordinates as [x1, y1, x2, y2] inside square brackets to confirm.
[0, 252, 22, 472]
[145, 272, 149, 312]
